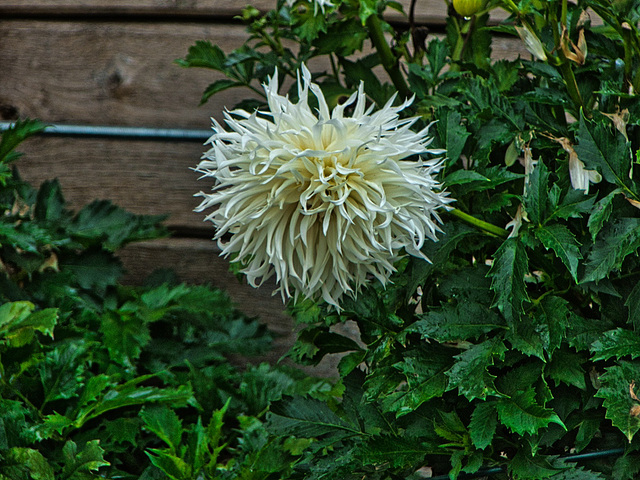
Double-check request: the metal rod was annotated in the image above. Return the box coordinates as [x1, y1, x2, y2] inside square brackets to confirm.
[0, 121, 211, 142]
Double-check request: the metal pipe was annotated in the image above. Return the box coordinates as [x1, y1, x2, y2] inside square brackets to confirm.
[0, 121, 211, 142]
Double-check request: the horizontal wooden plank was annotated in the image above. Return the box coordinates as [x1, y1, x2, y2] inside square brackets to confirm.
[0, 19, 527, 128]
[0, 1, 507, 25]
[119, 236, 350, 377]
[15, 137, 208, 230]
[0, 21, 260, 128]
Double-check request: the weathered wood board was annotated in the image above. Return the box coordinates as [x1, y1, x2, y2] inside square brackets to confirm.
[0, 0, 510, 25]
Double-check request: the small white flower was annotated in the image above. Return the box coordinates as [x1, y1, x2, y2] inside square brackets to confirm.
[557, 137, 602, 194]
[195, 65, 451, 309]
[285, 0, 335, 14]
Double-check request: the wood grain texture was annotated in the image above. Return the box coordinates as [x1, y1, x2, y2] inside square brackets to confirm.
[0, 19, 527, 127]
[0, 20, 259, 127]
[16, 137, 208, 230]
[0, 0, 509, 26]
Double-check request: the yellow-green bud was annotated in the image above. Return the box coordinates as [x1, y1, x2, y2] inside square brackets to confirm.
[452, 0, 486, 17]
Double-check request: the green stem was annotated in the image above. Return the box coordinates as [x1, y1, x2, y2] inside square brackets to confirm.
[365, 14, 411, 99]
[448, 208, 510, 238]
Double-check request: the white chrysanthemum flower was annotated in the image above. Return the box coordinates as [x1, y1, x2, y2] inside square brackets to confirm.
[195, 65, 451, 309]
[285, 0, 335, 14]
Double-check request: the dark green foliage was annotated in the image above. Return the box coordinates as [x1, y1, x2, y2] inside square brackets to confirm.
[0, 121, 327, 479]
[178, 0, 640, 478]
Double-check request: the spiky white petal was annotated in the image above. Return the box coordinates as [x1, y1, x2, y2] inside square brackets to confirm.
[195, 65, 451, 308]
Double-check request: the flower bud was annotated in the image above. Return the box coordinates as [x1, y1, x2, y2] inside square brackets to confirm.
[452, 0, 486, 17]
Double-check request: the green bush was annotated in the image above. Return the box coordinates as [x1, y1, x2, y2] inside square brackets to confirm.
[180, 0, 640, 478]
[0, 121, 332, 479]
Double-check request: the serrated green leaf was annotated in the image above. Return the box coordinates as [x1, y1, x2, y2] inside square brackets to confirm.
[575, 114, 633, 191]
[314, 19, 366, 56]
[413, 301, 505, 342]
[508, 451, 561, 479]
[200, 79, 241, 105]
[581, 218, 640, 284]
[101, 309, 150, 365]
[356, 435, 428, 468]
[75, 376, 193, 429]
[61, 440, 110, 479]
[469, 402, 498, 450]
[0, 302, 57, 348]
[488, 238, 530, 323]
[549, 188, 596, 221]
[39, 341, 88, 407]
[595, 362, 640, 441]
[68, 200, 166, 251]
[0, 119, 46, 165]
[438, 109, 470, 167]
[496, 387, 565, 436]
[267, 396, 359, 438]
[446, 337, 507, 401]
[34, 179, 69, 224]
[381, 347, 451, 417]
[535, 224, 582, 281]
[140, 405, 184, 455]
[545, 350, 587, 390]
[525, 159, 550, 225]
[5, 448, 54, 480]
[587, 189, 619, 241]
[146, 449, 191, 480]
[625, 282, 640, 329]
[591, 328, 640, 361]
[62, 250, 123, 292]
[613, 453, 640, 480]
[175, 40, 228, 71]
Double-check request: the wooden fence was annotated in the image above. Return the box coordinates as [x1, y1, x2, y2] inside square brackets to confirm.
[0, 0, 525, 373]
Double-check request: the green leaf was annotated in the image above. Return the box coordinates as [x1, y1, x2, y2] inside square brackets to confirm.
[591, 328, 640, 361]
[68, 200, 167, 251]
[200, 79, 242, 105]
[0, 302, 57, 348]
[356, 435, 428, 469]
[545, 350, 587, 390]
[34, 179, 68, 223]
[508, 451, 561, 479]
[446, 337, 507, 401]
[4, 448, 54, 480]
[0, 119, 46, 165]
[535, 224, 582, 281]
[469, 402, 498, 450]
[146, 449, 191, 480]
[613, 453, 640, 480]
[438, 109, 470, 167]
[549, 188, 596, 221]
[587, 189, 619, 241]
[381, 347, 451, 417]
[101, 309, 150, 365]
[39, 341, 88, 406]
[413, 301, 505, 342]
[75, 376, 193, 429]
[61, 440, 110, 479]
[575, 113, 633, 191]
[267, 396, 359, 438]
[496, 387, 565, 436]
[314, 18, 366, 56]
[626, 282, 640, 329]
[525, 159, 550, 225]
[488, 238, 530, 323]
[140, 405, 184, 455]
[175, 40, 228, 71]
[62, 250, 123, 293]
[581, 218, 640, 284]
[595, 362, 640, 441]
